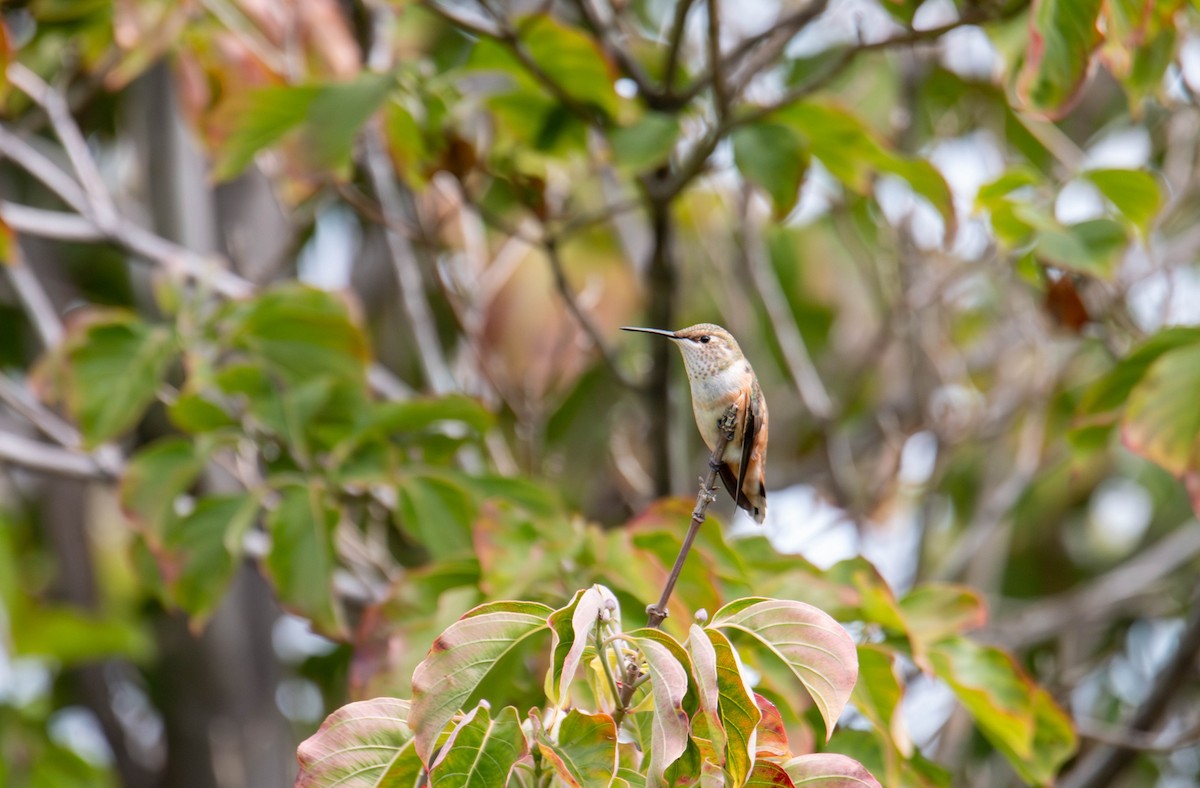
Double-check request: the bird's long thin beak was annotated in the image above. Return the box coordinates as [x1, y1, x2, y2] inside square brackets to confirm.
[621, 326, 677, 339]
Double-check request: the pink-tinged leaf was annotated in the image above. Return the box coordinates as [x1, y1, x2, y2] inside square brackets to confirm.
[1121, 343, 1200, 477]
[429, 704, 527, 787]
[746, 760, 798, 787]
[851, 645, 912, 759]
[754, 694, 791, 759]
[1017, 0, 1104, 117]
[547, 585, 618, 706]
[710, 598, 858, 741]
[410, 601, 552, 764]
[706, 628, 760, 786]
[783, 753, 882, 787]
[534, 709, 618, 787]
[899, 585, 987, 646]
[626, 629, 692, 786]
[295, 697, 423, 787]
[687, 623, 727, 762]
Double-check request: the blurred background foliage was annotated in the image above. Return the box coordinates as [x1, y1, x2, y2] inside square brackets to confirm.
[0, 0, 1199, 785]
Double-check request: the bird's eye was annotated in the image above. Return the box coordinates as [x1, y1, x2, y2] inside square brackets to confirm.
[699, 335, 710, 344]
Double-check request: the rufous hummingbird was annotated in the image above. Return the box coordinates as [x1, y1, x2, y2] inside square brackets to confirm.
[623, 323, 768, 523]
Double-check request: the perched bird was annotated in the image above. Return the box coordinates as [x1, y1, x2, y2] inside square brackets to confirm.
[623, 323, 768, 523]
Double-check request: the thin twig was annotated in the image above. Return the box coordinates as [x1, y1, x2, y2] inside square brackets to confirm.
[704, 0, 727, 119]
[1061, 587, 1200, 788]
[8, 64, 118, 231]
[2, 244, 64, 348]
[362, 125, 457, 395]
[646, 403, 736, 628]
[662, 0, 698, 93]
[544, 240, 640, 390]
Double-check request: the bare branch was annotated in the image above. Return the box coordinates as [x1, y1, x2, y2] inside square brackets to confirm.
[362, 126, 458, 395]
[544, 240, 640, 390]
[0, 126, 91, 215]
[2, 245, 64, 349]
[1061, 588, 1200, 788]
[662, 0, 699, 92]
[988, 522, 1200, 649]
[8, 64, 118, 232]
[0, 202, 106, 241]
[0, 431, 119, 481]
[705, 0, 727, 118]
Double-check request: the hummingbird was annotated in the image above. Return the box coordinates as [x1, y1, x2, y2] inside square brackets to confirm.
[623, 323, 768, 523]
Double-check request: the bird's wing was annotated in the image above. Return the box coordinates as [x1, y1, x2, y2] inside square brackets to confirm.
[734, 391, 757, 509]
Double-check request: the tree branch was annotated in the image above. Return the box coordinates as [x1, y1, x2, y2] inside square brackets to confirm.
[662, 0, 698, 93]
[1060, 588, 1200, 788]
[704, 0, 727, 118]
[362, 126, 458, 395]
[0, 431, 119, 481]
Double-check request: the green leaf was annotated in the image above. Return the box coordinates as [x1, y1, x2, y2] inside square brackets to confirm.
[264, 484, 342, 635]
[410, 601, 552, 764]
[782, 753, 882, 787]
[212, 84, 321, 180]
[709, 597, 858, 741]
[851, 645, 911, 759]
[334, 395, 494, 463]
[772, 100, 956, 233]
[429, 704, 527, 787]
[547, 585, 617, 706]
[58, 311, 177, 446]
[302, 73, 394, 174]
[396, 473, 477, 559]
[1076, 328, 1200, 423]
[224, 284, 369, 386]
[167, 391, 236, 434]
[12, 605, 152, 664]
[1121, 342, 1200, 476]
[516, 14, 618, 118]
[976, 167, 1042, 207]
[732, 121, 808, 218]
[625, 629, 693, 786]
[1017, 687, 1078, 786]
[1083, 169, 1162, 236]
[163, 494, 259, 625]
[611, 112, 679, 171]
[928, 637, 1034, 762]
[535, 709, 618, 787]
[296, 698, 423, 788]
[1018, 0, 1104, 116]
[1034, 218, 1128, 278]
[898, 584, 988, 646]
[746, 760, 797, 786]
[212, 74, 393, 180]
[120, 437, 207, 536]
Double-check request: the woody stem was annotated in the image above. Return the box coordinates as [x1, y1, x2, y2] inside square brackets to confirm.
[646, 402, 738, 629]
[611, 404, 737, 731]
